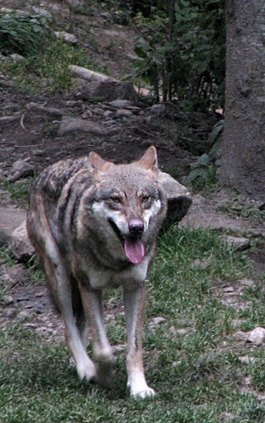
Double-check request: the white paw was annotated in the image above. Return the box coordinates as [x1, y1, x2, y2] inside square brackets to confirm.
[76, 360, 97, 382]
[130, 386, 156, 399]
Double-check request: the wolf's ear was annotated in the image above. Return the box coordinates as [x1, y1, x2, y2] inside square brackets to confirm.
[89, 151, 114, 177]
[136, 146, 158, 174]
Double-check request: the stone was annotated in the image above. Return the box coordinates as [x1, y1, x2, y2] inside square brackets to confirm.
[238, 278, 255, 287]
[149, 316, 166, 328]
[221, 235, 250, 251]
[109, 99, 133, 108]
[54, 31, 78, 45]
[232, 331, 248, 341]
[10, 54, 25, 61]
[238, 356, 256, 364]
[193, 258, 211, 269]
[223, 286, 235, 293]
[0, 206, 26, 246]
[17, 310, 32, 321]
[32, 7, 53, 20]
[175, 328, 190, 336]
[7, 158, 34, 182]
[158, 171, 192, 229]
[116, 109, 133, 117]
[3, 294, 14, 305]
[74, 77, 140, 103]
[150, 104, 166, 116]
[58, 116, 109, 136]
[219, 412, 236, 421]
[246, 327, 265, 345]
[3, 308, 17, 318]
[8, 220, 35, 261]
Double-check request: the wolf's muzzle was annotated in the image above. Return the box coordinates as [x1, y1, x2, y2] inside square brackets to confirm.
[128, 219, 144, 237]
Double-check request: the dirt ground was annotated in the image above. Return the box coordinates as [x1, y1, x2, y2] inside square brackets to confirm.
[0, 85, 197, 177]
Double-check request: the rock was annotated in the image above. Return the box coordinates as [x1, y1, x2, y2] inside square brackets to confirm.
[3, 294, 14, 305]
[58, 116, 109, 136]
[3, 308, 17, 318]
[54, 31, 78, 45]
[8, 220, 35, 261]
[109, 99, 133, 108]
[0, 206, 26, 246]
[150, 104, 166, 116]
[219, 412, 236, 421]
[175, 328, 190, 335]
[238, 278, 255, 287]
[180, 194, 265, 237]
[232, 331, 248, 341]
[223, 286, 235, 293]
[75, 79, 140, 103]
[193, 258, 211, 269]
[32, 7, 53, 20]
[17, 310, 32, 321]
[158, 171, 192, 229]
[65, 0, 84, 8]
[238, 356, 256, 364]
[10, 54, 25, 61]
[246, 327, 265, 345]
[116, 109, 133, 117]
[149, 316, 166, 328]
[7, 158, 34, 182]
[221, 235, 250, 251]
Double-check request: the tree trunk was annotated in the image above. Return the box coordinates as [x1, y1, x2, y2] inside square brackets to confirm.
[220, 0, 265, 202]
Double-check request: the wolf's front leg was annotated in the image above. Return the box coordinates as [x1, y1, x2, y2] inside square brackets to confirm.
[78, 284, 114, 388]
[124, 283, 155, 398]
[44, 260, 97, 382]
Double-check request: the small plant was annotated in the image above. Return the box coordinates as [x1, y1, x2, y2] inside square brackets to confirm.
[4, 179, 33, 201]
[184, 120, 223, 192]
[0, 12, 52, 57]
[27, 254, 45, 285]
[184, 154, 219, 193]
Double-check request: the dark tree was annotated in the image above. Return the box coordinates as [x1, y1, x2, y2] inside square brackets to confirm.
[220, 0, 265, 202]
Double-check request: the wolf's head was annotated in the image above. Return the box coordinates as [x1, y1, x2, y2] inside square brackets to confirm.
[87, 147, 167, 265]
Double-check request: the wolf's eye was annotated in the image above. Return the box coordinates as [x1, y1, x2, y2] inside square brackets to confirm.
[142, 196, 150, 203]
[111, 196, 121, 204]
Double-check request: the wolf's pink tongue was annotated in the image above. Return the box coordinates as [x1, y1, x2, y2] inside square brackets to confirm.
[124, 240, 145, 264]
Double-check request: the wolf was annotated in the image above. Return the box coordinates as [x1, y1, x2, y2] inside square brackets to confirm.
[27, 146, 169, 398]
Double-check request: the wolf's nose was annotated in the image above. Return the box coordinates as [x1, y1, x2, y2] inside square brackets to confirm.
[129, 219, 144, 236]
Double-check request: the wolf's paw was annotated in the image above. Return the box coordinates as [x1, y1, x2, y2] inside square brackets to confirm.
[76, 360, 97, 382]
[130, 386, 156, 399]
[95, 359, 114, 389]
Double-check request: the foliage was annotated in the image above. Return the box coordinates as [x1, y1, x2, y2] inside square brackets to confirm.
[0, 12, 52, 57]
[130, 0, 225, 111]
[184, 119, 224, 192]
[4, 179, 33, 201]
[1, 228, 265, 422]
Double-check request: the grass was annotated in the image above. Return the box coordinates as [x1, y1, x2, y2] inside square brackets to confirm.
[3, 179, 33, 201]
[1, 37, 104, 94]
[1, 228, 265, 422]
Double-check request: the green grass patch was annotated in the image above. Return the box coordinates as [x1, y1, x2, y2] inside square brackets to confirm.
[1, 37, 104, 94]
[3, 179, 33, 201]
[1, 228, 265, 422]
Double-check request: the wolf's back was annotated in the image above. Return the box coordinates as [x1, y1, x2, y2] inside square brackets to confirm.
[30, 156, 92, 201]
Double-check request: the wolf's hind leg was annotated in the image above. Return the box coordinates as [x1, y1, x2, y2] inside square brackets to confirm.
[44, 257, 96, 382]
[78, 285, 114, 388]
